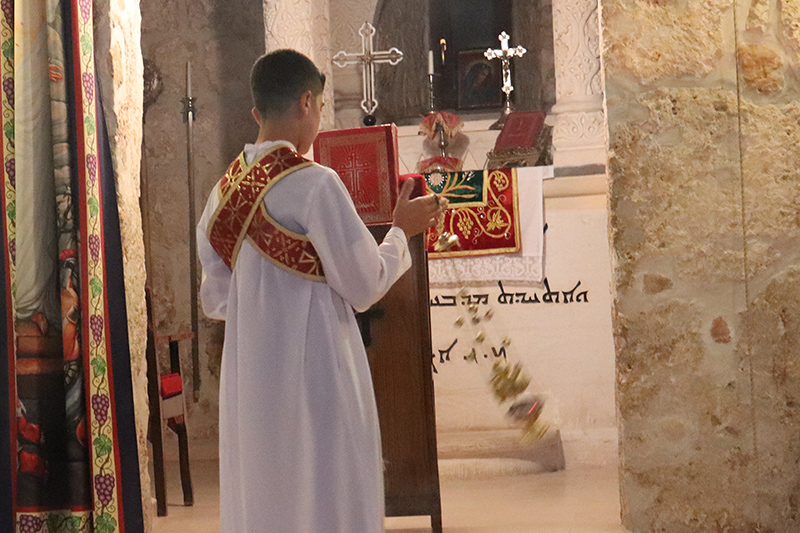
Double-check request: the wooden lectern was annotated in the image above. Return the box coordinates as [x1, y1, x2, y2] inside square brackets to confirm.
[360, 226, 442, 533]
[315, 125, 443, 531]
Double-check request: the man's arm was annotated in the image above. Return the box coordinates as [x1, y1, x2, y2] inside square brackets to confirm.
[196, 191, 231, 320]
[304, 171, 443, 312]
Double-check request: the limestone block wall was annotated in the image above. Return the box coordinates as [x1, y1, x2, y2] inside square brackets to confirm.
[603, 0, 800, 530]
[93, 0, 151, 529]
[140, 0, 265, 459]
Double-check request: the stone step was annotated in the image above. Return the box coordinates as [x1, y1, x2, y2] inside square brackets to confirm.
[436, 428, 566, 473]
[438, 458, 549, 480]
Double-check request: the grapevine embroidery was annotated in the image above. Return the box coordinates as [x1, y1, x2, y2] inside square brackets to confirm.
[5, 156, 14, 185]
[3, 76, 13, 109]
[91, 393, 110, 425]
[17, 512, 92, 533]
[75, 0, 121, 531]
[17, 515, 43, 533]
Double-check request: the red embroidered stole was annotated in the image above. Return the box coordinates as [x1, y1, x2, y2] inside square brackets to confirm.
[207, 144, 325, 281]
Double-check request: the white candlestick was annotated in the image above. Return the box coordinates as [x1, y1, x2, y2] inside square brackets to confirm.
[187, 61, 192, 98]
[428, 50, 434, 75]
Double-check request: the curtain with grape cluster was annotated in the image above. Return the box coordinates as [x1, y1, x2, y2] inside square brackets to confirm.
[0, 0, 143, 532]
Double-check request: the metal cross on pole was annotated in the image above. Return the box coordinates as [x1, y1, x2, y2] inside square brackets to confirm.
[333, 22, 403, 124]
[484, 31, 527, 130]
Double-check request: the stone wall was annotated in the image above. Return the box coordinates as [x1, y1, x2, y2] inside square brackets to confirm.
[140, 0, 265, 459]
[93, 0, 151, 529]
[329, 0, 380, 128]
[603, 0, 800, 530]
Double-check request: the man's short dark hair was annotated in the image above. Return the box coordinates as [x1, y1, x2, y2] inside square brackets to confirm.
[250, 49, 326, 120]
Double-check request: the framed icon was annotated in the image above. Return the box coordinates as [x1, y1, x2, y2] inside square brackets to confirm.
[457, 50, 503, 109]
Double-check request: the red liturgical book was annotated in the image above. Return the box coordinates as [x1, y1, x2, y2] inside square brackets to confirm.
[493, 111, 546, 151]
[313, 124, 399, 225]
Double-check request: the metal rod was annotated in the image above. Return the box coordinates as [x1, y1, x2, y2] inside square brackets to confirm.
[427, 74, 436, 113]
[183, 60, 201, 402]
[436, 123, 448, 157]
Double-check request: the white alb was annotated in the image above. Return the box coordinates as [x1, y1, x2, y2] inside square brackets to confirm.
[197, 140, 411, 533]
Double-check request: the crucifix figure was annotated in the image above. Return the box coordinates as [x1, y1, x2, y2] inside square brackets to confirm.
[333, 22, 403, 124]
[484, 31, 527, 130]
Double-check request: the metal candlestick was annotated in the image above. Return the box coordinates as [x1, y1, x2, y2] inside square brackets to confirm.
[436, 123, 448, 158]
[427, 73, 436, 113]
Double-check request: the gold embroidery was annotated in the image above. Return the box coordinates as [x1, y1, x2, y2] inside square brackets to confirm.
[208, 145, 325, 281]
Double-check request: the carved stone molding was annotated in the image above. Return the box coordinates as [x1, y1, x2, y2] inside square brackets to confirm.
[552, 0, 601, 100]
[550, 0, 607, 166]
[552, 110, 605, 148]
[262, 0, 336, 130]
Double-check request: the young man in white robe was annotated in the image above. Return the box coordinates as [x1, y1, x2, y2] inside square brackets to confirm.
[197, 49, 446, 533]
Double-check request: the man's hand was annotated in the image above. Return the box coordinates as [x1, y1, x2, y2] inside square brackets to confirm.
[392, 178, 448, 239]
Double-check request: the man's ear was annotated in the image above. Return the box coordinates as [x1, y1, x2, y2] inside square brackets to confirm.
[251, 107, 261, 124]
[299, 90, 314, 115]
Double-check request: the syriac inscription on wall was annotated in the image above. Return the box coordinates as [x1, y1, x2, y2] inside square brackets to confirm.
[429, 278, 590, 374]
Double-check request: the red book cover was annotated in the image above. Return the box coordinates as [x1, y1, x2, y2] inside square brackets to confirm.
[493, 111, 546, 151]
[313, 124, 399, 225]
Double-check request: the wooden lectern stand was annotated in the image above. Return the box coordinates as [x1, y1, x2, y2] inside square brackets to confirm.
[360, 226, 443, 532]
[314, 125, 442, 531]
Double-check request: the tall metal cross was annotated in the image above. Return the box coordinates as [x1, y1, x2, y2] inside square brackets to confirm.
[485, 31, 527, 99]
[333, 22, 403, 116]
[484, 31, 527, 130]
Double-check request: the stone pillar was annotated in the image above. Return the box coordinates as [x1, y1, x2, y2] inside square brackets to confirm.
[263, 0, 336, 130]
[93, 0, 151, 529]
[549, 0, 606, 168]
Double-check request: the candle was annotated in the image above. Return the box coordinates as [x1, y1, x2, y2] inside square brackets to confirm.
[428, 50, 434, 76]
[187, 60, 192, 98]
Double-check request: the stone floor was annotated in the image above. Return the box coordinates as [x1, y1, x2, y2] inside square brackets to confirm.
[151, 459, 624, 532]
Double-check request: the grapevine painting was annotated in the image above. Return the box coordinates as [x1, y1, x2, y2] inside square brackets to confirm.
[0, 1, 143, 532]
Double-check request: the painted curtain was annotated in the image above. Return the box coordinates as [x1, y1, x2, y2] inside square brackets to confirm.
[1, 1, 143, 532]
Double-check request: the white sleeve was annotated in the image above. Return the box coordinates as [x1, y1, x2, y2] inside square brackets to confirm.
[304, 170, 412, 313]
[196, 190, 231, 320]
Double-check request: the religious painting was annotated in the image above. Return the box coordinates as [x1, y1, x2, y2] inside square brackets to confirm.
[457, 50, 502, 110]
[2, 0, 144, 531]
[427, 0, 513, 111]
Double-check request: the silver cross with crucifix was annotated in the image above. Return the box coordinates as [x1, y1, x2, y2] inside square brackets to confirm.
[484, 31, 527, 130]
[333, 22, 403, 120]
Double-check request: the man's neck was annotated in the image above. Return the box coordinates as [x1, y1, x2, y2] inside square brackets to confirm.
[256, 120, 301, 149]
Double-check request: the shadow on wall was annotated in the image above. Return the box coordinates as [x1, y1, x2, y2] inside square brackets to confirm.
[211, 0, 264, 164]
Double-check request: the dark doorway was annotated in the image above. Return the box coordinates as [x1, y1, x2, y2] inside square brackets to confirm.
[430, 0, 513, 111]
